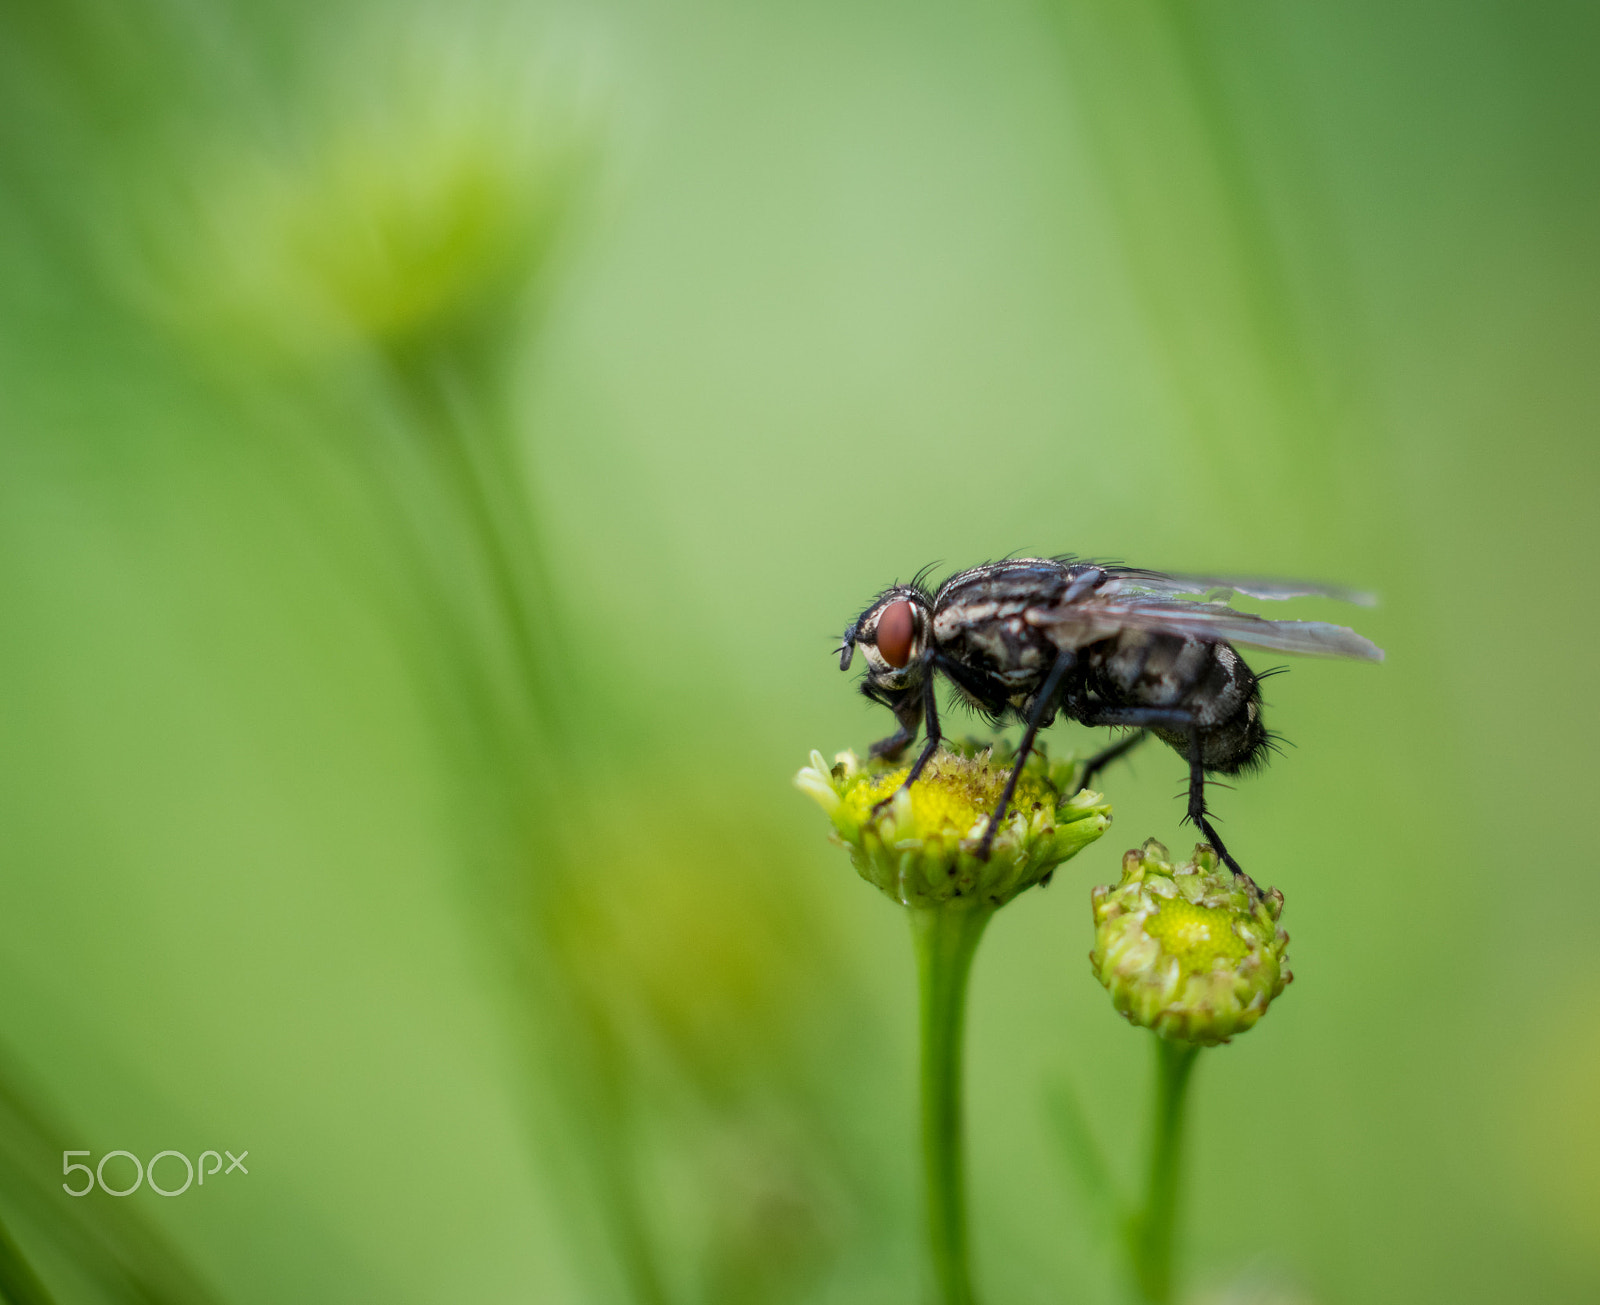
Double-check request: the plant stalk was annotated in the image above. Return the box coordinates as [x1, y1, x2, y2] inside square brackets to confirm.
[1129, 1035, 1201, 1304]
[909, 902, 995, 1305]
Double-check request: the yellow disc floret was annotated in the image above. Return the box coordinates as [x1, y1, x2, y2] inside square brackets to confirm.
[1142, 898, 1251, 972]
[838, 755, 1055, 842]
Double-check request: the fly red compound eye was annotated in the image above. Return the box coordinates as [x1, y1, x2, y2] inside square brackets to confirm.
[876, 600, 915, 668]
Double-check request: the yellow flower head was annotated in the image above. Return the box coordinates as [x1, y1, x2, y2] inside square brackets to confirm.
[795, 741, 1111, 909]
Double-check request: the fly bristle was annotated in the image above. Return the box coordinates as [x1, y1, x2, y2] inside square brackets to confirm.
[1262, 729, 1293, 755]
[1174, 780, 1237, 801]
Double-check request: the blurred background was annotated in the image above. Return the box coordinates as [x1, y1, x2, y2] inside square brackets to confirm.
[0, 0, 1595, 1301]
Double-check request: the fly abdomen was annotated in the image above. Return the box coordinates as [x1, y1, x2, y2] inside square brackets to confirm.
[1086, 631, 1268, 774]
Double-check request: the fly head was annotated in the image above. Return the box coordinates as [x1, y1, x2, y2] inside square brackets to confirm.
[839, 585, 933, 704]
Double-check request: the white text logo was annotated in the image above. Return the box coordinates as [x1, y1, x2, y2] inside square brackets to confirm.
[63, 1150, 249, 1196]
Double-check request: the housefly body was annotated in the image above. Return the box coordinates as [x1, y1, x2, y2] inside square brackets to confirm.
[837, 558, 1383, 883]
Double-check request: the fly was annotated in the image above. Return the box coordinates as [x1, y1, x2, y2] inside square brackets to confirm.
[837, 558, 1383, 882]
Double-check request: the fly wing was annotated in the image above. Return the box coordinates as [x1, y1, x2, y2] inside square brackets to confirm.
[1033, 596, 1385, 661]
[1098, 567, 1377, 607]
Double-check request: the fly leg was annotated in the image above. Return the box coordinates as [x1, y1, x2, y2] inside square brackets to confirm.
[976, 649, 1076, 861]
[1039, 724, 1146, 887]
[902, 681, 944, 787]
[1182, 729, 1255, 892]
[1078, 730, 1150, 791]
[868, 725, 914, 761]
[872, 680, 943, 816]
[1073, 706, 1258, 896]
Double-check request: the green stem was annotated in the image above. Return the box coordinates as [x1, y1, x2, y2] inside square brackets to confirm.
[909, 903, 995, 1305]
[1129, 1036, 1201, 1304]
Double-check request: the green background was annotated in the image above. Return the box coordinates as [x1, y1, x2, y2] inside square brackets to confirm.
[0, 1, 1595, 1301]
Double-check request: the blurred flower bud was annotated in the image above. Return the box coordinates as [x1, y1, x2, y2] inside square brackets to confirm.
[794, 742, 1111, 909]
[134, 21, 588, 373]
[1090, 840, 1291, 1046]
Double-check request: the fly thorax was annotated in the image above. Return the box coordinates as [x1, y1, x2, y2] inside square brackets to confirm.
[938, 601, 1051, 686]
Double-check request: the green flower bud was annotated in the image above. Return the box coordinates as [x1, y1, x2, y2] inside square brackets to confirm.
[1090, 840, 1291, 1046]
[794, 741, 1111, 909]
